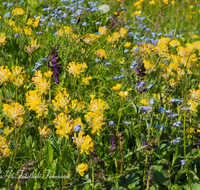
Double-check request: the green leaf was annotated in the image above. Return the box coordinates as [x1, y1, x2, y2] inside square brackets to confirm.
[182, 180, 200, 190]
[45, 141, 53, 167]
[128, 183, 136, 189]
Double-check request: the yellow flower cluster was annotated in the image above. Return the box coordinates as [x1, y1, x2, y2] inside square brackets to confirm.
[112, 83, 122, 90]
[84, 99, 108, 135]
[107, 32, 120, 43]
[33, 16, 40, 27]
[118, 91, 129, 98]
[95, 49, 107, 58]
[3, 102, 25, 126]
[98, 27, 108, 35]
[73, 132, 94, 154]
[67, 62, 88, 78]
[0, 34, 7, 47]
[12, 8, 25, 16]
[38, 125, 50, 137]
[54, 113, 73, 139]
[83, 33, 98, 44]
[82, 76, 92, 85]
[52, 87, 70, 113]
[10, 66, 24, 87]
[0, 66, 12, 83]
[76, 163, 88, 176]
[56, 26, 73, 37]
[71, 99, 86, 112]
[0, 135, 11, 157]
[25, 89, 48, 118]
[26, 38, 40, 53]
[32, 71, 50, 94]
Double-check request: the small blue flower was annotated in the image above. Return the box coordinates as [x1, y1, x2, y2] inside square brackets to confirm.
[7, 2, 14, 7]
[95, 58, 100, 62]
[148, 98, 155, 105]
[35, 61, 42, 68]
[172, 137, 181, 145]
[4, 12, 11, 17]
[73, 124, 81, 132]
[180, 159, 186, 166]
[124, 49, 129, 53]
[165, 110, 172, 114]
[82, 22, 87, 26]
[15, 34, 19, 37]
[109, 121, 116, 126]
[147, 84, 153, 90]
[155, 124, 166, 131]
[41, 58, 47, 62]
[128, 32, 133, 37]
[123, 121, 131, 125]
[158, 107, 165, 113]
[32, 69, 37, 72]
[95, 21, 101, 25]
[168, 114, 178, 118]
[173, 121, 181, 127]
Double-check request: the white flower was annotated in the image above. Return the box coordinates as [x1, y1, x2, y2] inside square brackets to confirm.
[98, 4, 110, 13]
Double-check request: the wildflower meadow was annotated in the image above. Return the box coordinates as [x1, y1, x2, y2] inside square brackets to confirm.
[0, 0, 200, 189]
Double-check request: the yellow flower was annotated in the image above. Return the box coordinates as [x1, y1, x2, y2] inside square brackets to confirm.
[112, 84, 122, 90]
[84, 112, 105, 136]
[26, 39, 40, 53]
[83, 33, 97, 44]
[73, 132, 94, 154]
[0, 120, 3, 128]
[44, 71, 53, 78]
[90, 94, 96, 100]
[82, 77, 92, 85]
[33, 16, 40, 27]
[98, 27, 108, 35]
[169, 40, 180, 47]
[12, 8, 25, 16]
[24, 26, 32, 36]
[76, 163, 88, 176]
[2, 102, 25, 125]
[67, 62, 88, 78]
[0, 34, 7, 47]
[88, 99, 108, 113]
[54, 113, 73, 139]
[192, 34, 198, 39]
[118, 91, 129, 98]
[71, 99, 86, 112]
[0, 66, 11, 83]
[132, 11, 141, 16]
[119, 28, 127, 38]
[149, 1, 155, 5]
[26, 18, 34, 25]
[140, 99, 148, 105]
[38, 125, 50, 137]
[3, 126, 14, 136]
[124, 42, 131, 48]
[95, 49, 107, 58]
